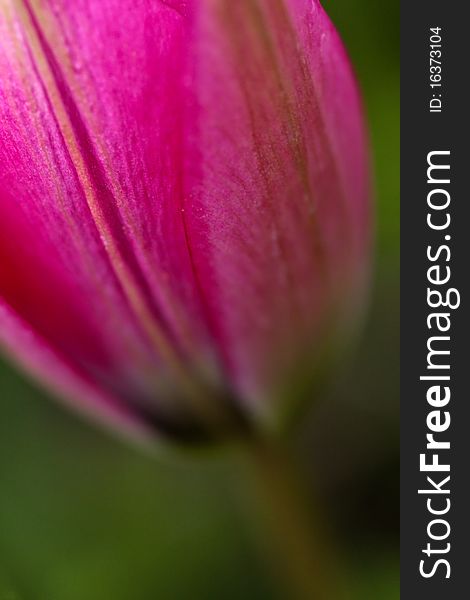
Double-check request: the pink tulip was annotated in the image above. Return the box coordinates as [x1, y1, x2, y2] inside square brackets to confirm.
[0, 0, 370, 443]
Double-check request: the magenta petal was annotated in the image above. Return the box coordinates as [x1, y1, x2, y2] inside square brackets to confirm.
[181, 0, 370, 420]
[0, 1, 218, 431]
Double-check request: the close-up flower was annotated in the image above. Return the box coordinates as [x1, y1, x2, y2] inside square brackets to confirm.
[0, 0, 369, 444]
[0, 2, 398, 599]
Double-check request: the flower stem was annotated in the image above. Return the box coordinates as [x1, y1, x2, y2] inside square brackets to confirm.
[237, 437, 346, 600]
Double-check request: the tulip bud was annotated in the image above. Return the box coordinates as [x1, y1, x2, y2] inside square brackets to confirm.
[0, 0, 370, 443]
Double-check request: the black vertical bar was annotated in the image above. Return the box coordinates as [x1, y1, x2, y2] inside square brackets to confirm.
[401, 2, 468, 597]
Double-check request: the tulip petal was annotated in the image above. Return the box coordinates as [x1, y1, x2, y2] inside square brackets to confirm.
[180, 0, 370, 421]
[0, 0, 222, 433]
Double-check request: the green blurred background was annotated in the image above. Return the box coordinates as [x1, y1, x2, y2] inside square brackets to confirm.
[0, 1, 399, 598]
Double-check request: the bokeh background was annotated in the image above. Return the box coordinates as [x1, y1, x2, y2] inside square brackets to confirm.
[0, 1, 399, 598]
